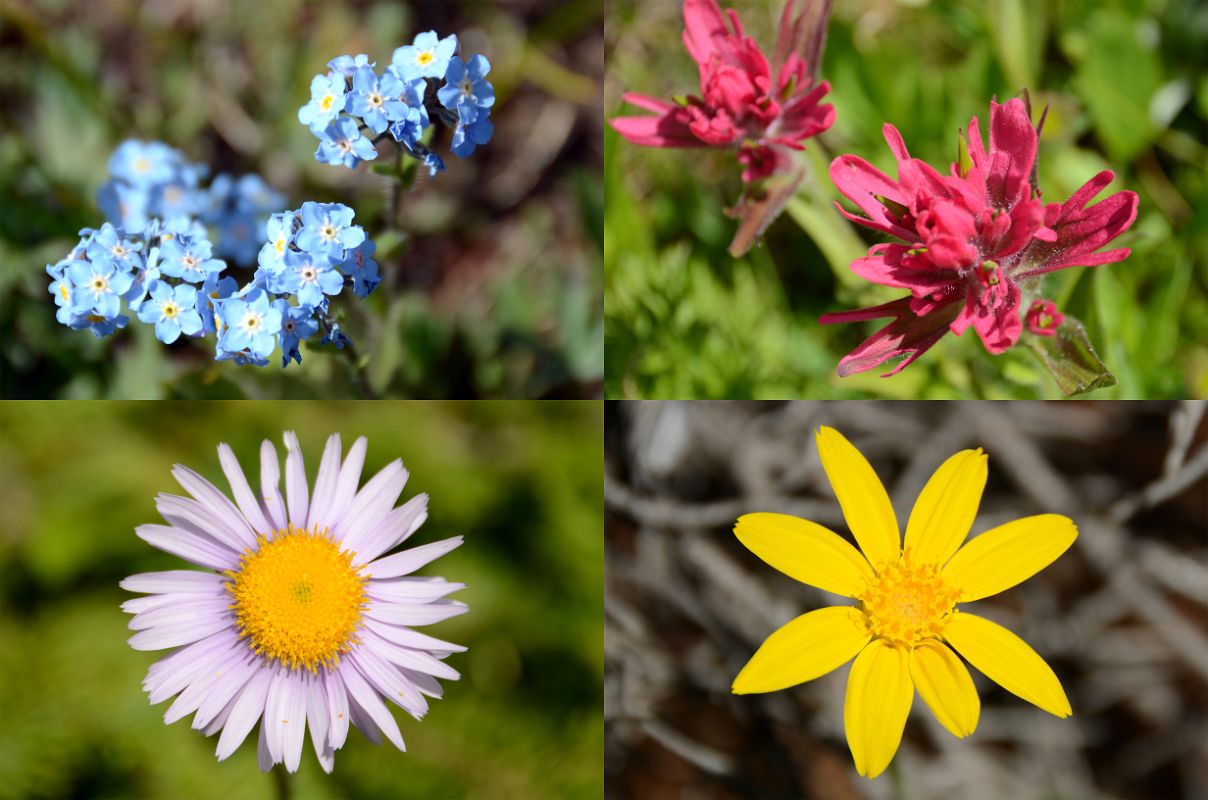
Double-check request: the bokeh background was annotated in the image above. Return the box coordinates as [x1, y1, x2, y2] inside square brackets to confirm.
[605, 0, 1208, 399]
[1, 0, 603, 399]
[605, 400, 1208, 798]
[0, 401, 604, 799]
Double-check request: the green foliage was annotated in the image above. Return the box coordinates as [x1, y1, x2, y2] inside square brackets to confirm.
[605, 0, 1208, 398]
[0, 402, 604, 800]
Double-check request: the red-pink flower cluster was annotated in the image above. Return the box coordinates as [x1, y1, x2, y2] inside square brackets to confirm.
[610, 0, 834, 183]
[821, 98, 1138, 377]
[1025, 299, 1064, 336]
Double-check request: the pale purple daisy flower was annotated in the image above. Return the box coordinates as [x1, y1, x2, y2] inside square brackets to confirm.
[120, 432, 467, 773]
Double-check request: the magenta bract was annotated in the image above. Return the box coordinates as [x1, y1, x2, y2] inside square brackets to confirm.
[610, 0, 834, 184]
[822, 98, 1138, 377]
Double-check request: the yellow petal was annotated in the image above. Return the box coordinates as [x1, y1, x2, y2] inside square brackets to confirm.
[943, 612, 1071, 718]
[735, 513, 874, 598]
[942, 514, 1077, 601]
[903, 449, 987, 567]
[844, 639, 913, 779]
[909, 639, 980, 738]
[733, 606, 871, 694]
[816, 427, 900, 567]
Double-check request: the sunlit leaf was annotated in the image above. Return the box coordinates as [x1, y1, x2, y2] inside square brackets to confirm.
[1026, 315, 1116, 396]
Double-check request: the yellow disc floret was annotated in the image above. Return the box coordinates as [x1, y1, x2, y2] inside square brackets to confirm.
[226, 525, 367, 672]
[859, 557, 960, 647]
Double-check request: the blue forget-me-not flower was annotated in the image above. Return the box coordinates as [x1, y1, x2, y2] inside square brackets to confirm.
[271, 250, 344, 309]
[393, 31, 458, 80]
[158, 235, 224, 283]
[296, 202, 365, 260]
[438, 55, 495, 122]
[298, 73, 348, 132]
[216, 288, 282, 362]
[273, 299, 321, 367]
[137, 280, 205, 344]
[315, 117, 379, 168]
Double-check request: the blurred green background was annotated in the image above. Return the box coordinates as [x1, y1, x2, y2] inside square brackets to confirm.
[605, 0, 1208, 399]
[1, 0, 603, 399]
[0, 401, 603, 799]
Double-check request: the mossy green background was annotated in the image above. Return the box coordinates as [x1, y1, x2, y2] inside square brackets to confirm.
[605, 0, 1208, 399]
[0, 401, 603, 799]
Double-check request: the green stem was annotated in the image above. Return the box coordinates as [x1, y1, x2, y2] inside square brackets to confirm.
[271, 765, 293, 800]
[391, 148, 405, 230]
[887, 757, 909, 800]
[389, 149, 418, 230]
[339, 335, 377, 400]
[317, 317, 377, 399]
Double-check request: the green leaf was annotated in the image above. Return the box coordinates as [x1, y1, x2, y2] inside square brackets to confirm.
[991, 0, 1046, 92]
[109, 324, 169, 399]
[1026, 315, 1116, 396]
[1071, 12, 1162, 161]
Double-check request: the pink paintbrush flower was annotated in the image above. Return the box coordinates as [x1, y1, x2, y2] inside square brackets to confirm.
[610, 0, 835, 254]
[1024, 299, 1064, 337]
[821, 97, 1138, 377]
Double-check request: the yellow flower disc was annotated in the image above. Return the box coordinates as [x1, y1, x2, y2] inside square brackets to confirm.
[227, 526, 367, 672]
[860, 558, 959, 647]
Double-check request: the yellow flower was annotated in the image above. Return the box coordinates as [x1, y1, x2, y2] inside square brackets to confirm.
[732, 426, 1076, 779]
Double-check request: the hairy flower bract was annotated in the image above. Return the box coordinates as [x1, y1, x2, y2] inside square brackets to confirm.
[821, 98, 1139, 377]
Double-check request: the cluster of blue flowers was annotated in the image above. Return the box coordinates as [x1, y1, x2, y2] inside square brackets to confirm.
[47, 218, 222, 342]
[298, 30, 495, 175]
[220, 201, 379, 367]
[48, 141, 379, 368]
[49, 26, 502, 370]
[97, 140, 285, 265]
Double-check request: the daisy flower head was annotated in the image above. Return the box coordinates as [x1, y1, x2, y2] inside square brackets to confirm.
[121, 433, 467, 773]
[733, 427, 1076, 779]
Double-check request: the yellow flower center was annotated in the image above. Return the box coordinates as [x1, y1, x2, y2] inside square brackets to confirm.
[162, 300, 179, 319]
[320, 224, 337, 241]
[368, 92, 383, 108]
[275, 235, 286, 255]
[91, 275, 109, 293]
[859, 558, 959, 647]
[416, 51, 434, 66]
[226, 526, 367, 672]
[58, 283, 69, 301]
[320, 93, 335, 112]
